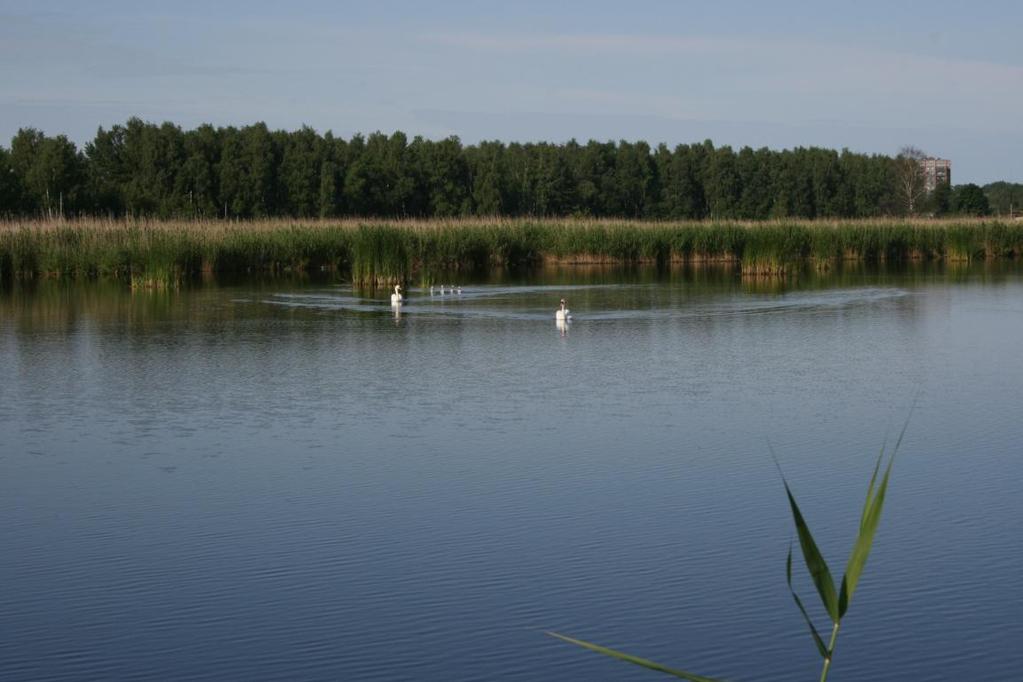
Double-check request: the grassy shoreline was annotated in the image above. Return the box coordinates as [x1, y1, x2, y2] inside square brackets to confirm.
[2, 217, 1022, 287]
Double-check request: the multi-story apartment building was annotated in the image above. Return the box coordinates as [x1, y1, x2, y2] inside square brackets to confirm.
[921, 158, 951, 192]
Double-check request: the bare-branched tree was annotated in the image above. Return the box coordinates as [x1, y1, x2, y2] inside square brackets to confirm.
[895, 146, 928, 215]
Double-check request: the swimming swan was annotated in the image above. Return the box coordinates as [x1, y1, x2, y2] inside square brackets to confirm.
[555, 298, 571, 322]
[390, 284, 403, 306]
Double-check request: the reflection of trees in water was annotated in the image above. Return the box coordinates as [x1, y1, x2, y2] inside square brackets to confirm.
[2, 261, 1020, 336]
[0, 279, 264, 336]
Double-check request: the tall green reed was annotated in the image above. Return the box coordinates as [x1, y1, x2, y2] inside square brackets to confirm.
[4, 218, 1023, 285]
[350, 224, 411, 286]
[548, 420, 909, 681]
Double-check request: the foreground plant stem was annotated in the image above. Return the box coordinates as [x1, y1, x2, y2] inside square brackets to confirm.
[819, 622, 841, 682]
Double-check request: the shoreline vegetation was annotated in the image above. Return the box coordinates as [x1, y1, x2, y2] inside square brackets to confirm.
[2, 217, 1023, 288]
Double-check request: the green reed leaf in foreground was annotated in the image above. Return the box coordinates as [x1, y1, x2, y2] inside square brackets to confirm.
[839, 418, 906, 617]
[551, 417, 908, 681]
[786, 545, 830, 660]
[782, 479, 840, 624]
[545, 632, 727, 682]
[778, 419, 907, 681]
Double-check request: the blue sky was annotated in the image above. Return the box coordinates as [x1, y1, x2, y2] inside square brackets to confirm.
[2, 1, 1020, 183]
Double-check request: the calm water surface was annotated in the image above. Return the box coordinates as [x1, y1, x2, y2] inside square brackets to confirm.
[2, 266, 1022, 681]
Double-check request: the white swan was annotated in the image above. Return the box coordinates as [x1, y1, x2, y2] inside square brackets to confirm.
[390, 284, 403, 306]
[555, 298, 571, 322]
[429, 285, 435, 296]
[456, 285, 462, 295]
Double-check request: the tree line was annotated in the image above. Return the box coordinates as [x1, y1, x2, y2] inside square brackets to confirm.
[0, 118, 1003, 220]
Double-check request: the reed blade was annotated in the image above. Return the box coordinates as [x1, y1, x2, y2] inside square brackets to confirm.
[839, 408, 911, 617]
[546, 632, 727, 682]
[857, 446, 885, 529]
[839, 452, 897, 616]
[786, 545, 830, 659]
[782, 481, 840, 623]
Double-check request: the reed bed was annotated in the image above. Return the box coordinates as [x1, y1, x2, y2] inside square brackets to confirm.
[2, 217, 1021, 286]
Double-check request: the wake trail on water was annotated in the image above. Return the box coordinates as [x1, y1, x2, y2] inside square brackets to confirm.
[243, 286, 910, 323]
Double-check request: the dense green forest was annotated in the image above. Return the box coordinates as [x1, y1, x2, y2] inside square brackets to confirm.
[0, 118, 1012, 220]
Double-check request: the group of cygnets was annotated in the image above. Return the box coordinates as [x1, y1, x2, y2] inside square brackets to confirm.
[389, 284, 571, 322]
[428, 284, 462, 296]
[389, 284, 462, 305]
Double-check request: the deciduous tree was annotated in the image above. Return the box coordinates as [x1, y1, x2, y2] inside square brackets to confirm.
[894, 146, 928, 215]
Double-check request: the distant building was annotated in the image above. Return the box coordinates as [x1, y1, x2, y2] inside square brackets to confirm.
[921, 158, 951, 192]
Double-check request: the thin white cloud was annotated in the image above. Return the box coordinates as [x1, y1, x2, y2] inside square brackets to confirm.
[419, 30, 1023, 133]
[422, 31, 743, 55]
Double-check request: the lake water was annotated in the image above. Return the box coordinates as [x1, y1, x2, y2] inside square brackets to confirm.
[2, 265, 1022, 681]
